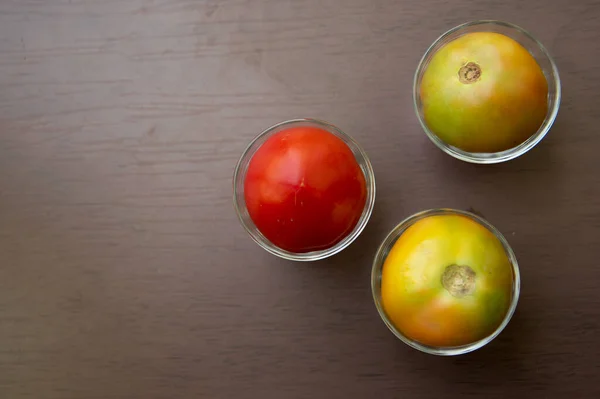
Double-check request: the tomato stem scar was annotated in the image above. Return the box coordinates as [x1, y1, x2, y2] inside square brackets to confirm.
[458, 62, 481, 84]
[441, 264, 476, 297]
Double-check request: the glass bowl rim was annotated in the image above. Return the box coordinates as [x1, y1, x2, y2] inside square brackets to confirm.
[233, 118, 376, 261]
[413, 19, 562, 164]
[371, 208, 521, 355]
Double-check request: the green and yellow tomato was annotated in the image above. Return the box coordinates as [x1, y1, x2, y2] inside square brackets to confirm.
[420, 32, 548, 153]
[381, 214, 514, 347]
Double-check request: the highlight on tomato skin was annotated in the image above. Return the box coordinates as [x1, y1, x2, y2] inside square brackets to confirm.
[380, 213, 515, 348]
[243, 125, 367, 253]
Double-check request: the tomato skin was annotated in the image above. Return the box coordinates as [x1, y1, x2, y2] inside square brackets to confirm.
[420, 32, 548, 153]
[381, 214, 514, 347]
[244, 126, 367, 253]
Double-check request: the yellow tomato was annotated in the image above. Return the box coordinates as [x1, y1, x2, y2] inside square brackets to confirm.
[381, 214, 514, 348]
[420, 32, 548, 153]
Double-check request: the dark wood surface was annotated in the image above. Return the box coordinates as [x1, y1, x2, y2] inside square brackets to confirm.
[1, 1, 599, 398]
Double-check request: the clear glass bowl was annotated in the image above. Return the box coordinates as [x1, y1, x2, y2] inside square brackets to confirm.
[371, 209, 520, 355]
[233, 119, 376, 261]
[414, 20, 561, 164]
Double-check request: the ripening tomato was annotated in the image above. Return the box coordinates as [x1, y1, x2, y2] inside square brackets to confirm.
[244, 125, 367, 253]
[381, 214, 515, 347]
[420, 32, 548, 153]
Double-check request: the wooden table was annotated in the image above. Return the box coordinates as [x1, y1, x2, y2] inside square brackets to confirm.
[1, 1, 599, 397]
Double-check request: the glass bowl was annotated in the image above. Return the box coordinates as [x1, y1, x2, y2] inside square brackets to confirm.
[233, 119, 376, 261]
[413, 20, 561, 164]
[371, 209, 520, 355]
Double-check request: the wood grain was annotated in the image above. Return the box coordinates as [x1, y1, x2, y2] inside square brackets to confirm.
[1, 0, 599, 398]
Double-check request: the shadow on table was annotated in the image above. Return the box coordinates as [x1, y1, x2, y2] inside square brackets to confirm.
[394, 305, 542, 393]
[424, 113, 567, 203]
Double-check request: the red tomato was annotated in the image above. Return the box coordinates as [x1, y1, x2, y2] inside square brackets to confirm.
[244, 126, 367, 253]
